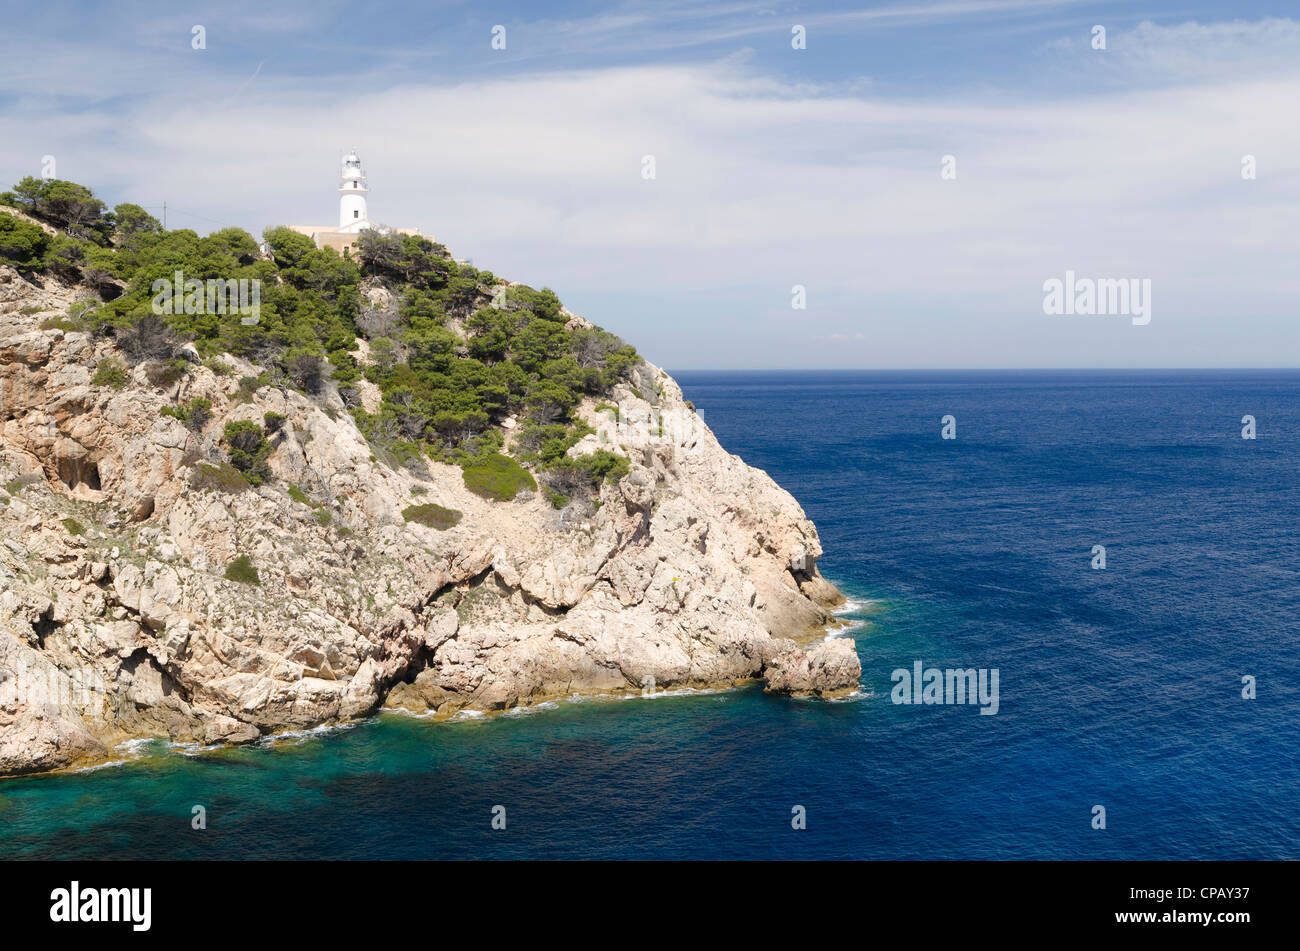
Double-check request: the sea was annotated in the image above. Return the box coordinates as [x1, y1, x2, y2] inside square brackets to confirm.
[1, 369, 1297, 859]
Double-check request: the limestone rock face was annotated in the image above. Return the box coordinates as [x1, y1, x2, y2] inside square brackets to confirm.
[0, 264, 856, 775]
[762, 638, 862, 698]
[0, 632, 107, 775]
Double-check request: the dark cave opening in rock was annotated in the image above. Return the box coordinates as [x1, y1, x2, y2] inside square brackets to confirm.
[56, 456, 101, 492]
[32, 606, 61, 648]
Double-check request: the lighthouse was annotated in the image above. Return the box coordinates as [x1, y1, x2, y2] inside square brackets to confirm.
[338, 149, 370, 232]
[288, 150, 421, 253]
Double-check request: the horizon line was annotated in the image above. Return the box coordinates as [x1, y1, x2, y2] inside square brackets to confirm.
[666, 366, 1300, 373]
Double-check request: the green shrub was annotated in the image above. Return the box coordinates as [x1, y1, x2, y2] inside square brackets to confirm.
[313, 508, 332, 526]
[545, 489, 570, 509]
[0, 211, 49, 270]
[161, 397, 211, 432]
[513, 420, 593, 467]
[579, 449, 629, 483]
[91, 358, 128, 388]
[222, 420, 272, 485]
[287, 485, 311, 505]
[543, 450, 630, 499]
[236, 373, 270, 403]
[60, 517, 86, 536]
[461, 452, 536, 501]
[43, 234, 85, 283]
[188, 461, 250, 493]
[41, 299, 97, 332]
[402, 502, 462, 530]
[224, 554, 259, 585]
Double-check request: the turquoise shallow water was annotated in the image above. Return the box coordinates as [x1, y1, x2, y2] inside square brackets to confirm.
[2, 370, 1298, 859]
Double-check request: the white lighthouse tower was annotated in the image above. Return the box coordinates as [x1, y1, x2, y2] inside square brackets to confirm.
[288, 149, 420, 253]
[338, 149, 370, 232]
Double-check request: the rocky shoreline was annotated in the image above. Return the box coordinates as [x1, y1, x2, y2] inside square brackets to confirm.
[0, 262, 860, 778]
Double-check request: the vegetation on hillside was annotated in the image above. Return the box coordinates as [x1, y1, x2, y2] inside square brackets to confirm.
[401, 502, 463, 530]
[0, 177, 640, 505]
[224, 554, 260, 585]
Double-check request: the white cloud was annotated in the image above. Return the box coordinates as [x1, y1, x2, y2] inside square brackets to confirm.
[1108, 17, 1300, 79]
[3, 16, 1299, 367]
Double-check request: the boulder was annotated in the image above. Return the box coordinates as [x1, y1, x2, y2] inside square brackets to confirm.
[763, 638, 862, 697]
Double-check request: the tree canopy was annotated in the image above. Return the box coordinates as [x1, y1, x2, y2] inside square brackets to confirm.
[0, 175, 640, 503]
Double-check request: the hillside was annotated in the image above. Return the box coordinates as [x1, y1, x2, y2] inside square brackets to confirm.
[0, 179, 858, 776]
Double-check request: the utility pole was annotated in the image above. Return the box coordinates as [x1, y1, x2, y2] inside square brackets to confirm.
[162, 201, 166, 229]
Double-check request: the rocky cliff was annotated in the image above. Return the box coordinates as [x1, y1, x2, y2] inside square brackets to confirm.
[0, 262, 859, 777]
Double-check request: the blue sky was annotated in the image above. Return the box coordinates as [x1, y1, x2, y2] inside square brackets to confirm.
[3, 1, 1299, 368]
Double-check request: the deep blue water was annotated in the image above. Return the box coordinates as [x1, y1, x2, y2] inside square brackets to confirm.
[2, 369, 1297, 859]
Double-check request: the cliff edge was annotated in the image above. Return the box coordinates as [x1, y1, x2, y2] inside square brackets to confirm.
[0, 243, 858, 777]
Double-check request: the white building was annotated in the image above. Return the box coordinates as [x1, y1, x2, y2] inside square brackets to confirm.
[289, 150, 420, 253]
[337, 150, 370, 232]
